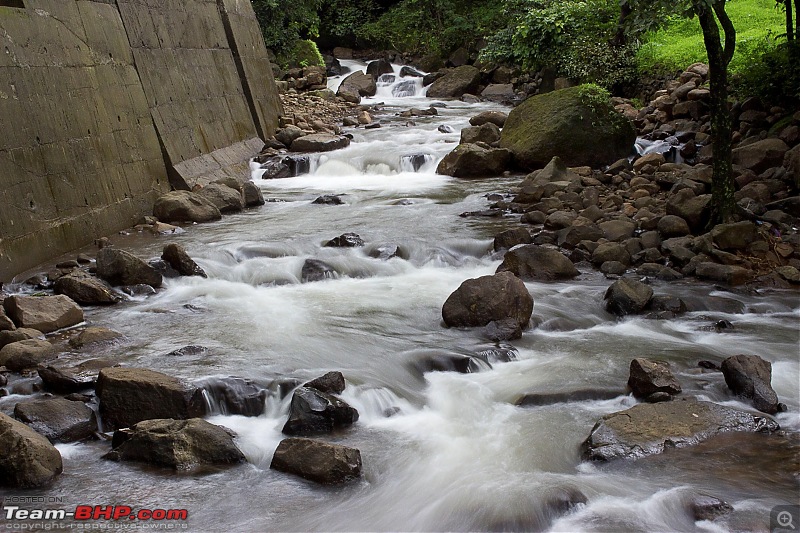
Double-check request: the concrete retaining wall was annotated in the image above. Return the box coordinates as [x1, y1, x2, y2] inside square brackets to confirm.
[0, 0, 282, 281]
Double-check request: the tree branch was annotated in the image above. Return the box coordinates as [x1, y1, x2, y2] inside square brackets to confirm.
[712, 1, 736, 65]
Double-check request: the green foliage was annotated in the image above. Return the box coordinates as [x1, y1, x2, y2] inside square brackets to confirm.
[251, 0, 323, 59]
[731, 40, 800, 103]
[481, 0, 637, 89]
[293, 40, 325, 68]
[318, 0, 380, 45]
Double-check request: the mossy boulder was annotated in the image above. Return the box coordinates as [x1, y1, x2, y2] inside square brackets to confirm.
[500, 85, 636, 170]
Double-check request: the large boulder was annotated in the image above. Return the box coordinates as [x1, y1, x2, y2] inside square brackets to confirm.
[242, 181, 265, 207]
[493, 228, 533, 252]
[14, 398, 97, 443]
[270, 437, 362, 484]
[721, 354, 780, 414]
[499, 85, 636, 169]
[291, 134, 351, 153]
[162, 244, 207, 278]
[604, 278, 653, 316]
[582, 399, 779, 461]
[282, 386, 359, 435]
[196, 183, 244, 214]
[460, 123, 501, 145]
[731, 138, 789, 174]
[304, 372, 346, 395]
[710, 222, 757, 251]
[153, 191, 222, 224]
[96, 248, 162, 289]
[338, 71, 376, 98]
[96, 367, 205, 430]
[436, 144, 511, 178]
[3, 295, 83, 333]
[366, 58, 393, 80]
[0, 413, 63, 488]
[496, 245, 579, 281]
[426, 66, 481, 98]
[105, 418, 245, 469]
[0, 339, 57, 372]
[628, 358, 682, 398]
[442, 271, 533, 328]
[54, 270, 119, 305]
[38, 366, 95, 394]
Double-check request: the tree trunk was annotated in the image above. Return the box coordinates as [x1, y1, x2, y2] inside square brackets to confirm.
[614, 1, 633, 47]
[787, 0, 795, 41]
[696, 1, 736, 225]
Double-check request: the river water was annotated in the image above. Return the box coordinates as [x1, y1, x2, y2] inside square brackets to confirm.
[2, 61, 799, 532]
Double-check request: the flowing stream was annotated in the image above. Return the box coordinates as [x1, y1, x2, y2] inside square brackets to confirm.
[2, 61, 799, 532]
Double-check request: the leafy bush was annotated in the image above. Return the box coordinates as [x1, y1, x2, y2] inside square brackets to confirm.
[292, 40, 325, 68]
[251, 0, 323, 59]
[731, 40, 800, 104]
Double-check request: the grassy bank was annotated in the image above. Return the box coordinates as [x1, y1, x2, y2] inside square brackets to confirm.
[636, 0, 786, 76]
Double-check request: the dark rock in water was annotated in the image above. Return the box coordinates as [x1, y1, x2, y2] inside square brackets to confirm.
[148, 259, 180, 279]
[721, 354, 780, 414]
[105, 418, 245, 470]
[96, 367, 205, 430]
[698, 360, 720, 371]
[438, 124, 455, 134]
[121, 284, 157, 297]
[69, 326, 123, 348]
[312, 195, 344, 205]
[476, 344, 519, 363]
[647, 295, 687, 317]
[167, 345, 209, 357]
[0, 413, 63, 488]
[38, 366, 94, 394]
[459, 209, 504, 218]
[54, 270, 119, 305]
[304, 371, 346, 395]
[582, 399, 779, 461]
[401, 154, 430, 172]
[96, 248, 162, 289]
[410, 351, 491, 376]
[689, 493, 734, 521]
[442, 271, 533, 329]
[427, 66, 481, 98]
[496, 244, 578, 281]
[516, 388, 625, 407]
[282, 387, 359, 436]
[14, 398, 97, 443]
[645, 392, 673, 403]
[366, 58, 393, 80]
[604, 278, 653, 316]
[162, 244, 207, 278]
[270, 437, 362, 485]
[242, 181, 266, 208]
[368, 244, 405, 261]
[682, 295, 745, 314]
[365, 123, 382, 130]
[302, 259, 337, 283]
[260, 157, 291, 179]
[483, 318, 522, 341]
[436, 143, 511, 178]
[714, 319, 733, 331]
[198, 377, 267, 417]
[628, 358, 682, 398]
[325, 233, 364, 248]
[400, 66, 424, 78]
[493, 228, 532, 252]
[544, 486, 588, 516]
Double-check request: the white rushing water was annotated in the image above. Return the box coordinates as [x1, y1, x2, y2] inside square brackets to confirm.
[2, 63, 799, 532]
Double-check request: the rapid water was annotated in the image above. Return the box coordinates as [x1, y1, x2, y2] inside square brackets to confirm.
[2, 63, 799, 532]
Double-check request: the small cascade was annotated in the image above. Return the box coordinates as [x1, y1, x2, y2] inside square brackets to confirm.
[198, 376, 299, 417]
[635, 136, 685, 164]
[328, 60, 426, 101]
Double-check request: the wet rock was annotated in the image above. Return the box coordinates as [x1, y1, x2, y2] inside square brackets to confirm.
[301, 259, 337, 283]
[3, 295, 84, 333]
[324, 233, 364, 248]
[484, 318, 523, 341]
[68, 327, 123, 349]
[96, 367, 205, 430]
[657, 215, 691, 238]
[493, 228, 532, 252]
[410, 351, 490, 375]
[647, 294, 687, 317]
[271, 437, 362, 485]
[54, 270, 119, 305]
[105, 418, 245, 470]
[427, 66, 481, 98]
[0, 413, 63, 488]
[582, 399, 779, 461]
[304, 372, 346, 395]
[0, 328, 43, 349]
[242, 181, 265, 207]
[366, 58, 393, 80]
[282, 386, 359, 435]
[291, 134, 351, 153]
[38, 366, 94, 394]
[436, 143, 512, 178]
[437, 124, 454, 133]
[96, 248, 162, 289]
[167, 345, 209, 357]
[721, 354, 780, 414]
[689, 494, 733, 521]
[694, 263, 753, 286]
[0, 339, 57, 372]
[197, 183, 244, 214]
[153, 191, 222, 224]
[710, 221, 757, 250]
[339, 71, 377, 98]
[399, 66, 424, 78]
[368, 244, 405, 261]
[162, 244, 207, 278]
[516, 388, 625, 407]
[628, 358, 682, 398]
[14, 398, 97, 443]
[312, 195, 344, 205]
[197, 377, 266, 417]
[470, 110, 508, 128]
[496, 245, 579, 281]
[460, 123, 501, 145]
[604, 278, 653, 316]
[442, 271, 533, 329]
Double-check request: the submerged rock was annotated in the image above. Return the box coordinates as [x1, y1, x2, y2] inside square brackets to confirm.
[0, 413, 63, 488]
[582, 399, 779, 461]
[628, 358, 682, 398]
[496, 245, 579, 281]
[516, 388, 626, 407]
[68, 327, 123, 349]
[14, 398, 97, 443]
[105, 418, 245, 470]
[270, 437, 362, 484]
[442, 271, 533, 329]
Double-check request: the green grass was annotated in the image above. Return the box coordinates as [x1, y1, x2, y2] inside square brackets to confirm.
[636, 0, 786, 76]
